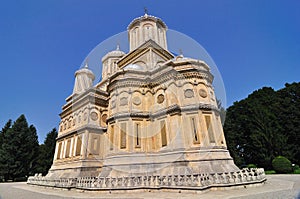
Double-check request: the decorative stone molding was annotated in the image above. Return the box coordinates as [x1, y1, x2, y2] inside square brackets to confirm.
[27, 168, 266, 191]
[111, 100, 116, 109]
[106, 102, 218, 123]
[83, 113, 87, 121]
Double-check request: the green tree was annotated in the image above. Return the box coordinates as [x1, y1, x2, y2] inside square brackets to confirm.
[224, 85, 298, 169]
[35, 128, 58, 175]
[0, 119, 11, 148]
[0, 115, 39, 181]
[0, 119, 12, 180]
[276, 82, 300, 165]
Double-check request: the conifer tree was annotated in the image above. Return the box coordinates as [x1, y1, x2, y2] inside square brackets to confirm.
[0, 115, 39, 181]
[35, 128, 58, 175]
[0, 119, 11, 148]
[0, 119, 12, 180]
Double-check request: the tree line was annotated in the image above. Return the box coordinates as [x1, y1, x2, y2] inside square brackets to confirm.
[0, 115, 57, 181]
[224, 82, 300, 170]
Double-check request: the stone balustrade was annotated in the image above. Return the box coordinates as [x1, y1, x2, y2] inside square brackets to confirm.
[27, 168, 266, 191]
[27, 174, 77, 188]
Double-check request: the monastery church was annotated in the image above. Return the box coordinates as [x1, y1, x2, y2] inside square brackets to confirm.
[28, 13, 265, 191]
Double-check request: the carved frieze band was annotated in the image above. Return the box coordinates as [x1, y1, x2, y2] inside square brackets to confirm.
[108, 70, 212, 91]
[107, 103, 218, 123]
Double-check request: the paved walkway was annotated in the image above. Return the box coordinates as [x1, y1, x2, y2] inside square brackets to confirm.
[0, 175, 299, 199]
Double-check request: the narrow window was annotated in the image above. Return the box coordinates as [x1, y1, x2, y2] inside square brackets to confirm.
[160, 120, 167, 147]
[75, 136, 82, 156]
[191, 117, 200, 144]
[120, 123, 127, 149]
[57, 142, 62, 159]
[110, 125, 114, 150]
[65, 139, 71, 158]
[135, 123, 141, 148]
[205, 115, 215, 143]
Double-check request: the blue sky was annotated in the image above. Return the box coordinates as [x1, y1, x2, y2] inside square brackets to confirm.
[0, 0, 299, 143]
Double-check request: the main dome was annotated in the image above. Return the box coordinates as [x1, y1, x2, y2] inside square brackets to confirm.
[127, 13, 168, 51]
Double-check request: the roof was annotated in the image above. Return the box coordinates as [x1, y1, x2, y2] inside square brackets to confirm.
[101, 45, 126, 62]
[127, 14, 167, 30]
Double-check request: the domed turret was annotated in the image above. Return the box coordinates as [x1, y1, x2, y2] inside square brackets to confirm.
[101, 45, 125, 79]
[72, 63, 95, 95]
[128, 13, 167, 51]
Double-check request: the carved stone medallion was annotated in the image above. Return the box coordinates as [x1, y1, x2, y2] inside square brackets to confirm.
[120, 97, 128, 106]
[101, 114, 107, 123]
[199, 89, 208, 98]
[184, 89, 194, 98]
[111, 100, 116, 109]
[90, 111, 98, 121]
[157, 94, 165, 104]
[132, 96, 141, 106]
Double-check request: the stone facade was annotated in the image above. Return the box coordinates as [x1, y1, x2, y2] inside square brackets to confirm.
[28, 13, 266, 190]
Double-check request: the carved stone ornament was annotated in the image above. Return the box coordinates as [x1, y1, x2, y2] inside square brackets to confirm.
[157, 94, 165, 104]
[132, 96, 141, 106]
[101, 114, 107, 123]
[111, 100, 116, 109]
[120, 97, 128, 106]
[90, 111, 98, 121]
[184, 89, 194, 98]
[83, 113, 87, 121]
[199, 89, 208, 98]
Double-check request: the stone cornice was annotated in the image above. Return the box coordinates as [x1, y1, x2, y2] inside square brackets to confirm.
[60, 88, 109, 118]
[57, 124, 107, 140]
[107, 68, 212, 92]
[107, 103, 219, 123]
